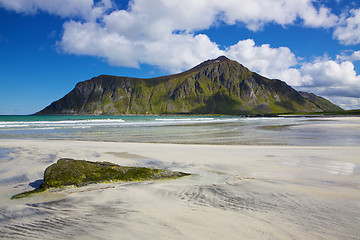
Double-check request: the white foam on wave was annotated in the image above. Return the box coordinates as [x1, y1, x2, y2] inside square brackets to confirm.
[154, 118, 240, 125]
[0, 119, 125, 130]
[0, 117, 243, 130]
[155, 118, 215, 121]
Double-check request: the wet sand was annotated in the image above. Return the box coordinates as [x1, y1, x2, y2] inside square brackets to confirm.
[0, 139, 359, 239]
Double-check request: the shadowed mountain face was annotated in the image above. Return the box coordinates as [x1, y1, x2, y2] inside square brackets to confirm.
[298, 91, 343, 112]
[36, 56, 342, 115]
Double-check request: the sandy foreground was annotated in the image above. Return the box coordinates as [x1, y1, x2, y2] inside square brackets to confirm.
[0, 139, 359, 239]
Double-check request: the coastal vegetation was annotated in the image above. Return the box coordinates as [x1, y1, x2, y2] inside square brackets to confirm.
[278, 109, 360, 116]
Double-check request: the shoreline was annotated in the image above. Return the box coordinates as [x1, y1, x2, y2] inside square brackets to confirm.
[1, 139, 359, 239]
[2, 138, 360, 166]
[2, 138, 359, 199]
[1, 116, 359, 146]
[2, 114, 360, 118]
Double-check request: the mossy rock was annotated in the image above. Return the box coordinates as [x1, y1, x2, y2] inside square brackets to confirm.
[12, 158, 190, 199]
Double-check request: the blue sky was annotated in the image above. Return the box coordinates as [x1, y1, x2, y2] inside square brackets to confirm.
[0, 0, 360, 114]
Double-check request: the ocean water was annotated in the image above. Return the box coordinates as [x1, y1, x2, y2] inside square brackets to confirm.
[0, 115, 359, 145]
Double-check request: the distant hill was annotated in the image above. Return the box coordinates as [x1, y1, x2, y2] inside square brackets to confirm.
[298, 91, 343, 112]
[36, 56, 342, 115]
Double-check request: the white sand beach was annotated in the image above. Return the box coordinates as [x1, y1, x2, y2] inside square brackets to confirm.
[1, 139, 359, 239]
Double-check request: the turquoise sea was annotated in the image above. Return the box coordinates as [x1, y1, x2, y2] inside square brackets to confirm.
[0, 115, 359, 145]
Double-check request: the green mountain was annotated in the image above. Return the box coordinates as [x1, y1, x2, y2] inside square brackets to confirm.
[36, 56, 342, 115]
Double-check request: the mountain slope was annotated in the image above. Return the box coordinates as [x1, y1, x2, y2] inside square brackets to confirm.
[36, 56, 341, 115]
[299, 91, 343, 112]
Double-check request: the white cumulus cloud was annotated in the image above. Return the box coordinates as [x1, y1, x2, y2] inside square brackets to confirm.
[0, 0, 112, 19]
[300, 60, 360, 88]
[226, 39, 303, 85]
[213, 0, 338, 30]
[60, 20, 223, 72]
[271, 57, 360, 109]
[333, 8, 360, 45]
[57, 0, 340, 72]
[326, 96, 360, 110]
[296, 59, 360, 109]
[336, 50, 360, 62]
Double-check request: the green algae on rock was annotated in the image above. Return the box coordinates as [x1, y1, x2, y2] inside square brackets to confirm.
[11, 158, 190, 199]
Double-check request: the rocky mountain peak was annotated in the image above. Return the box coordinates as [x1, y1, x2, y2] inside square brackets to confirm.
[190, 56, 231, 70]
[207, 55, 230, 63]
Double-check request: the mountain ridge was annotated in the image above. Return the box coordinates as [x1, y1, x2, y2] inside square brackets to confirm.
[36, 56, 342, 115]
